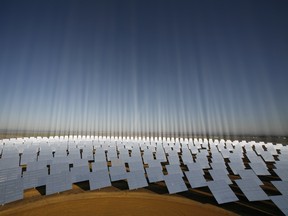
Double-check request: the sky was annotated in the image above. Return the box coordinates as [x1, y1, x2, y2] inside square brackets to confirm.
[0, 0, 287, 136]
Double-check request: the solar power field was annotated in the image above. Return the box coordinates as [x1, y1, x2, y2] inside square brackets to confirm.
[0, 135, 287, 215]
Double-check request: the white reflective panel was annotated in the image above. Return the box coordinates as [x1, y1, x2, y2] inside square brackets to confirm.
[166, 149, 178, 157]
[110, 158, 125, 167]
[163, 174, 188, 194]
[274, 169, 288, 181]
[186, 163, 204, 175]
[278, 153, 288, 162]
[210, 152, 224, 161]
[260, 151, 275, 162]
[145, 166, 164, 183]
[147, 146, 156, 152]
[174, 144, 181, 153]
[209, 169, 232, 184]
[0, 157, 19, 170]
[0, 167, 22, 183]
[185, 170, 207, 188]
[210, 163, 228, 174]
[246, 153, 265, 164]
[227, 162, 245, 175]
[81, 149, 93, 161]
[220, 149, 231, 159]
[275, 144, 283, 150]
[207, 180, 239, 204]
[217, 143, 225, 152]
[52, 157, 70, 164]
[67, 143, 77, 150]
[89, 170, 111, 190]
[181, 148, 191, 155]
[198, 149, 209, 156]
[0, 178, 23, 205]
[67, 153, 81, 162]
[94, 149, 107, 162]
[210, 148, 219, 155]
[128, 155, 142, 163]
[26, 161, 47, 171]
[91, 161, 108, 172]
[109, 165, 127, 182]
[1, 149, 19, 159]
[167, 155, 180, 165]
[226, 143, 234, 151]
[269, 195, 288, 215]
[143, 150, 154, 164]
[237, 170, 263, 185]
[274, 161, 288, 169]
[118, 148, 129, 154]
[231, 151, 244, 158]
[39, 149, 53, 157]
[54, 149, 67, 157]
[131, 147, 141, 156]
[181, 154, 193, 164]
[254, 145, 264, 155]
[202, 142, 208, 149]
[20, 153, 38, 165]
[280, 146, 288, 154]
[244, 144, 253, 152]
[195, 158, 210, 169]
[107, 148, 117, 161]
[68, 153, 81, 162]
[68, 148, 79, 156]
[118, 153, 130, 163]
[127, 171, 148, 190]
[50, 163, 70, 175]
[165, 164, 183, 176]
[46, 172, 72, 195]
[189, 146, 199, 154]
[235, 179, 269, 201]
[147, 159, 162, 168]
[70, 166, 90, 183]
[38, 154, 53, 162]
[23, 168, 48, 189]
[249, 163, 270, 175]
[140, 144, 148, 151]
[155, 150, 167, 162]
[271, 181, 288, 195]
[210, 155, 225, 163]
[128, 161, 145, 173]
[193, 143, 201, 150]
[72, 158, 88, 168]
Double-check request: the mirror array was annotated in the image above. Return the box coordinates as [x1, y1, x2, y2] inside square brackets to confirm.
[0, 136, 287, 215]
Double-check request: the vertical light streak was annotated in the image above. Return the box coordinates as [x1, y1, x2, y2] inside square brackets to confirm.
[0, 1, 287, 137]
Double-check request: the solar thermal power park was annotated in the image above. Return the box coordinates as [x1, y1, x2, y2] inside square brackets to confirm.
[0, 135, 287, 215]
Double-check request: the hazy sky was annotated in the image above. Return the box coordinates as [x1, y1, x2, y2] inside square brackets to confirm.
[0, 0, 287, 136]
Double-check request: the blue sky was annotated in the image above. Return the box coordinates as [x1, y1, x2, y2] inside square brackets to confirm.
[0, 0, 287, 136]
